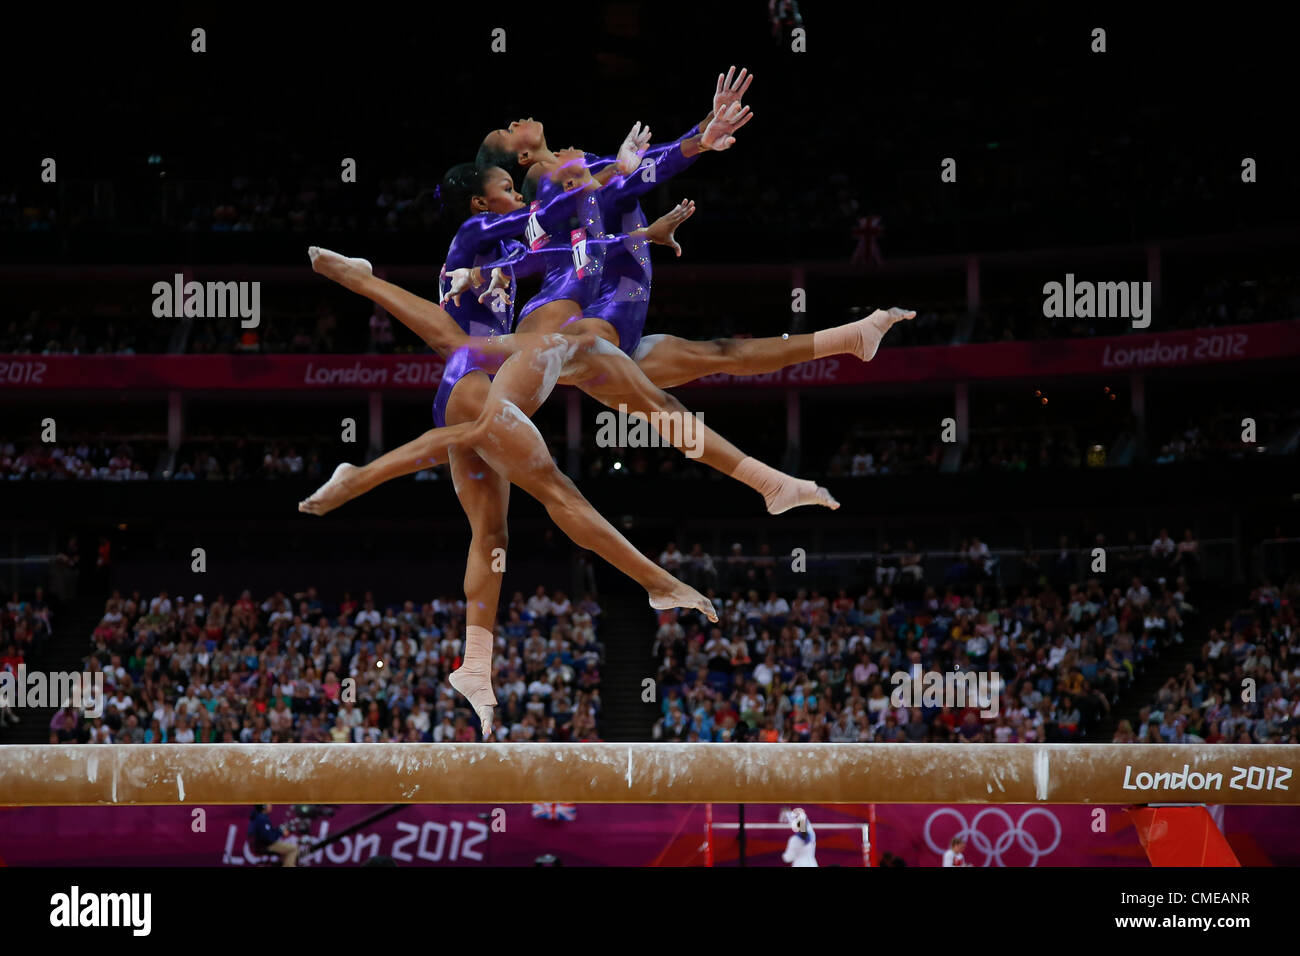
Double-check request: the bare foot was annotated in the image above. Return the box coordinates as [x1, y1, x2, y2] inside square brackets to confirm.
[765, 478, 840, 515]
[448, 667, 496, 740]
[298, 463, 359, 515]
[308, 246, 374, 286]
[854, 307, 916, 362]
[649, 581, 718, 623]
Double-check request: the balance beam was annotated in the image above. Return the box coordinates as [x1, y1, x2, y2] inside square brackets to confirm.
[1, 743, 1297, 806]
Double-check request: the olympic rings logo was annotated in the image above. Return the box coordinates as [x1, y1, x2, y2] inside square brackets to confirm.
[923, 808, 1062, 867]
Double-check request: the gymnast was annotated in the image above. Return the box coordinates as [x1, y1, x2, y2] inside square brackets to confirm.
[298, 323, 720, 733]
[302, 226, 837, 731]
[298, 69, 908, 732]
[475, 66, 916, 382]
[302, 170, 840, 518]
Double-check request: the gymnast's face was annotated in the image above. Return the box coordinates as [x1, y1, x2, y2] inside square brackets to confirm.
[477, 167, 525, 213]
[553, 147, 593, 190]
[485, 118, 546, 163]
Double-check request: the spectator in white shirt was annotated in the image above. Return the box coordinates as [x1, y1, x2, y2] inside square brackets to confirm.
[968, 537, 994, 577]
[1150, 528, 1177, 578]
[149, 590, 173, 617]
[658, 543, 683, 572]
[942, 836, 970, 866]
[354, 600, 381, 628]
[1047, 636, 1069, 670]
[763, 592, 790, 618]
[177, 688, 203, 717]
[433, 716, 457, 743]
[1151, 528, 1176, 562]
[409, 702, 432, 735]
[268, 600, 293, 625]
[550, 591, 572, 617]
[152, 701, 176, 732]
[1125, 578, 1151, 607]
[525, 586, 552, 620]
[172, 716, 196, 744]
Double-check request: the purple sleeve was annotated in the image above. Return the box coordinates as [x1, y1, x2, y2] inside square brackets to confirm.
[598, 124, 702, 206]
[453, 205, 534, 250]
[469, 239, 527, 273]
[587, 124, 700, 174]
[455, 181, 586, 254]
[473, 239, 561, 280]
[478, 232, 646, 277]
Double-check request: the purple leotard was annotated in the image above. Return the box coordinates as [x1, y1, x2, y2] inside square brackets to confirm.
[511, 128, 700, 352]
[514, 175, 610, 322]
[585, 125, 701, 355]
[432, 208, 536, 427]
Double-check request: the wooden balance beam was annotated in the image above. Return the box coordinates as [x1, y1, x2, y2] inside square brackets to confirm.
[2, 743, 1297, 806]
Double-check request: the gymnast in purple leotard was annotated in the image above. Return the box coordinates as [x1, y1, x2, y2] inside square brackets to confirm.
[493, 127, 703, 357]
[475, 104, 747, 356]
[511, 155, 611, 324]
[583, 124, 703, 357]
[431, 162, 586, 427]
[473, 77, 914, 391]
[433, 157, 698, 426]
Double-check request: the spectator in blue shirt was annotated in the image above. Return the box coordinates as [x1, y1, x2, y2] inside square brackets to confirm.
[248, 805, 298, 867]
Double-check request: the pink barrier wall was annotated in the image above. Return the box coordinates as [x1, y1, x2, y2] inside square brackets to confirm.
[3, 320, 1296, 392]
[2, 803, 1297, 866]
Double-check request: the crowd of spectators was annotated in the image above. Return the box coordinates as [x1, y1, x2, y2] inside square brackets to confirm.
[186, 304, 375, 355]
[0, 303, 364, 357]
[1150, 408, 1300, 465]
[46, 585, 604, 747]
[0, 439, 340, 482]
[0, 588, 54, 728]
[824, 429, 1096, 477]
[825, 405, 1298, 477]
[825, 436, 944, 478]
[1, 440, 157, 480]
[0, 312, 157, 355]
[649, 530, 1210, 745]
[5, 393, 1292, 487]
[169, 440, 330, 482]
[1114, 576, 1300, 745]
[1165, 274, 1300, 336]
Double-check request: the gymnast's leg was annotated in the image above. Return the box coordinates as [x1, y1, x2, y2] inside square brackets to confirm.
[565, 338, 839, 514]
[305, 259, 836, 513]
[302, 337, 716, 619]
[309, 246, 467, 355]
[296, 333, 564, 514]
[630, 308, 916, 389]
[299, 421, 477, 514]
[459, 342, 717, 622]
[444, 373, 511, 738]
[500, 311, 840, 514]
